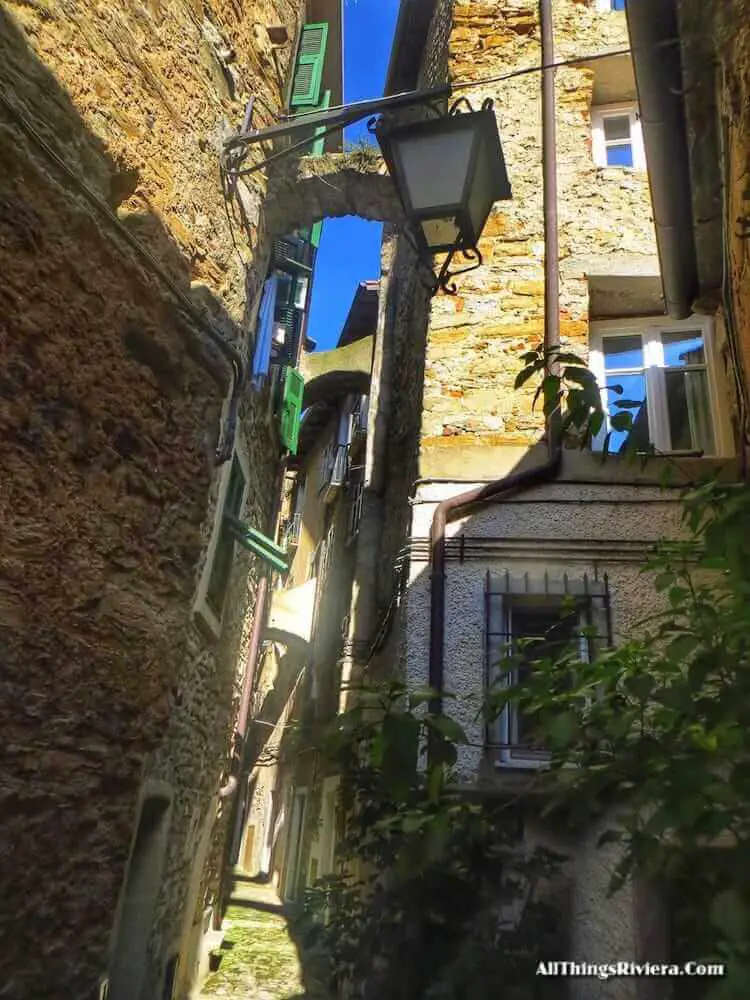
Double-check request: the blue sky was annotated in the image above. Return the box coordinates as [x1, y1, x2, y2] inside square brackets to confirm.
[306, 0, 401, 351]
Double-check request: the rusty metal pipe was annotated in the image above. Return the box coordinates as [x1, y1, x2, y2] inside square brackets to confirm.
[427, 0, 562, 726]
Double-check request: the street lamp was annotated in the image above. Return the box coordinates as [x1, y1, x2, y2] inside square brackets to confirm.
[375, 98, 511, 259]
[223, 90, 512, 294]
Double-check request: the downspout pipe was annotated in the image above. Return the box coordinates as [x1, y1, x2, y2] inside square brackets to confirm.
[427, 0, 563, 725]
[625, 0, 698, 320]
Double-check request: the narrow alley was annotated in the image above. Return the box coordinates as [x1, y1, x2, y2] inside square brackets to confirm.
[199, 878, 312, 1000]
[3, 0, 750, 999]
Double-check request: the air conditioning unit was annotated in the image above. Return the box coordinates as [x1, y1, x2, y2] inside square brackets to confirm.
[319, 442, 348, 503]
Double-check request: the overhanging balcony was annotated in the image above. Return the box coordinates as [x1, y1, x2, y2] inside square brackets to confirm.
[265, 578, 318, 646]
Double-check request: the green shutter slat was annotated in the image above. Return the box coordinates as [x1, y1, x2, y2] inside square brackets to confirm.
[291, 22, 328, 107]
[279, 366, 305, 454]
[310, 90, 331, 154]
[225, 517, 290, 573]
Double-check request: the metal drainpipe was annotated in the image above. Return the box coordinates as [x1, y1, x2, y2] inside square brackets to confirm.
[625, 0, 698, 320]
[427, 0, 563, 729]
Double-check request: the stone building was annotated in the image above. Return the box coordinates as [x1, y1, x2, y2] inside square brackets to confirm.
[254, 0, 750, 997]
[0, 1, 341, 997]
[236, 281, 376, 898]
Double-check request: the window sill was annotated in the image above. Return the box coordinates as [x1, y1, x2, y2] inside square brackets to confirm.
[192, 599, 223, 643]
[594, 164, 646, 175]
[560, 449, 741, 485]
[496, 755, 550, 771]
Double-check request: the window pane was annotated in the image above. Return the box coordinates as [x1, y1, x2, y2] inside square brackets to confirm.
[603, 335, 644, 371]
[274, 272, 294, 312]
[606, 143, 634, 167]
[604, 372, 649, 453]
[603, 115, 631, 142]
[611, 0, 626, 10]
[662, 330, 706, 368]
[664, 369, 716, 453]
[511, 606, 579, 750]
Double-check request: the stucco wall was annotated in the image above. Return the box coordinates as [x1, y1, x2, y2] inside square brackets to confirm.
[0, 0, 302, 995]
[403, 474, 685, 996]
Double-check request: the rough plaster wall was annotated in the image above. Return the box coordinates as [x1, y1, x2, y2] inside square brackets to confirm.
[406, 482, 682, 774]
[713, 0, 750, 409]
[0, 0, 298, 994]
[403, 481, 681, 982]
[421, 0, 656, 458]
[568, 814, 638, 1000]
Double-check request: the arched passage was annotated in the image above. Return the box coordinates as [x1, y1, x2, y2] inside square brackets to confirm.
[263, 152, 405, 239]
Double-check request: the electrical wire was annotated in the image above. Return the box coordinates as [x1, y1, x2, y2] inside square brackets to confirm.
[227, 38, 682, 147]
[0, 87, 244, 465]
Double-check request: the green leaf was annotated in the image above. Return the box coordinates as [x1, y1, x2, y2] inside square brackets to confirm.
[666, 634, 699, 662]
[547, 711, 578, 748]
[425, 714, 468, 744]
[514, 360, 544, 390]
[589, 410, 604, 438]
[408, 686, 440, 708]
[612, 399, 644, 409]
[710, 889, 747, 945]
[378, 713, 420, 802]
[610, 412, 633, 432]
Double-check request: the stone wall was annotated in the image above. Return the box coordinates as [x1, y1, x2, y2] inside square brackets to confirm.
[0, 0, 301, 995]
[420, 0, 656, 465]
[712, 0, 750, 419]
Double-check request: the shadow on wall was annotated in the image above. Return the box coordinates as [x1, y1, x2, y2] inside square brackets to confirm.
[0, 8, 269, 998]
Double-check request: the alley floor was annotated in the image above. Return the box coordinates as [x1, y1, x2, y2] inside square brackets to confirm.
[200, 877, 315, 1000]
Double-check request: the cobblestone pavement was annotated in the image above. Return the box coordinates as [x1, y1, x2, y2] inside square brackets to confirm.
[199, 879, 307, 1000]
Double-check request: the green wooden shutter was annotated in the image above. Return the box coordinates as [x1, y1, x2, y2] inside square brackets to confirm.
[225, 518, 289, 573]
[280, 367, 305, 454]
[310, 90, 331, 154]
[291, 23, 329, 107]
[309, 220, 323, 248]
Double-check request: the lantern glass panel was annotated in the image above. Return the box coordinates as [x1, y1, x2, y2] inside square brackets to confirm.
[393, 127, 475, 212]
[421, 217, 460, 248]
[466, 136, 497, 243]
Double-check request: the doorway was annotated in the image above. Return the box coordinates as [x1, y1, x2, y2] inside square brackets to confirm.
[109, 788, 172, 1000]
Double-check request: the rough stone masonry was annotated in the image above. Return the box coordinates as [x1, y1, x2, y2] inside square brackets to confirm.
[0, 0, 301, 996]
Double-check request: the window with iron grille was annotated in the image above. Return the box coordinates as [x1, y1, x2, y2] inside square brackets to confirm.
[485, 571, 612, 768]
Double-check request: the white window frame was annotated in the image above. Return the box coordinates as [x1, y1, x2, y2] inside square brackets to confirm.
[589, 316, 729, 457]
[591, 103, 645, 170]
[192, 428, 251, 638]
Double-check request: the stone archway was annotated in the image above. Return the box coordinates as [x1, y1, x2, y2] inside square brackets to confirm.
[262, 151, 406, 239]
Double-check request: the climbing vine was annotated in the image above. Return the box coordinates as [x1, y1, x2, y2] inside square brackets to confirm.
[295, 683, 564, 1000]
